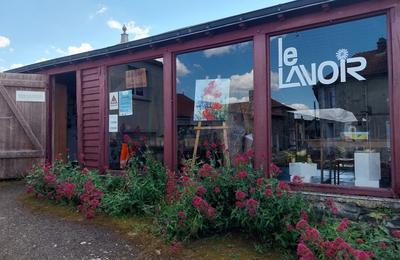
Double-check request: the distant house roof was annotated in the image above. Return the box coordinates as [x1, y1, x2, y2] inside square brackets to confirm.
[8, 0, 363, 74]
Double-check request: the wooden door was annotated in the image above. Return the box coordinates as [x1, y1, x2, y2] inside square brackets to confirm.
[53, 83, 67, 161]
[0, 72, 47, 179]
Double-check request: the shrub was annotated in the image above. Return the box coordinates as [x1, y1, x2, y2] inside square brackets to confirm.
[100, 149, 167, 216]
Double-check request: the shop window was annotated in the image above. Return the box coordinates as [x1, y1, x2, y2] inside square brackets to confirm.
[269, 15, 390, 188]
[108, 59, 163, 170]
[176, 41, 254, 168]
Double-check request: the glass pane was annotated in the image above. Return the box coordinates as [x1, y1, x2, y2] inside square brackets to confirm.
[176, 41, 254, 169]
[269, 15, 390, 188]
[108, 58, 163, 170]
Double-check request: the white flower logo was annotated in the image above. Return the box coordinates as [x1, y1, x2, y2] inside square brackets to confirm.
[336, 48, 349, 61]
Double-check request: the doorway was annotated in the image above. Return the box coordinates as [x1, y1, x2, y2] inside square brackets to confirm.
[53, 72, 77, 161]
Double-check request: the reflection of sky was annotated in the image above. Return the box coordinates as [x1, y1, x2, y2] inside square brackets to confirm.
[176, 42, 253, 101]
[270, 15, 387, 109]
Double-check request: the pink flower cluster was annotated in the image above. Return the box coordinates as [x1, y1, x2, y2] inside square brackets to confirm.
[295, 217, 373, 259]
[78, 180, 103, 219]
[325, 198, 339, 215]
[192, 195, 216, 218]
[198, 163, 214, 178]
[234, 150, 254, 166]
[55, 182, 76, 201]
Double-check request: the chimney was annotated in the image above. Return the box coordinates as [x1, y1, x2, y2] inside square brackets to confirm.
[120, 24, 129, 43]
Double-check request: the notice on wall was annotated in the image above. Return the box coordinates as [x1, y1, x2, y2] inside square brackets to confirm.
[109, 114, 118, 132]
[119, 90, 133, 116]
[193, 79, 230, 121]
[109, 92, 119, 110]
[126, 68, 147, 89]
[16, 91, 45, 102]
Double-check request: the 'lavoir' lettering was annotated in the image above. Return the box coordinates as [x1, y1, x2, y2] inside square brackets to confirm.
[278, 38, 367, 88]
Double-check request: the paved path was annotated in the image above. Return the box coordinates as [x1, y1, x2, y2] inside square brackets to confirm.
[0, 181, 139, 260]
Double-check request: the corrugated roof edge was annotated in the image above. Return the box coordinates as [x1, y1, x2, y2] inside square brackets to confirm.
[7, 0, 358, 73]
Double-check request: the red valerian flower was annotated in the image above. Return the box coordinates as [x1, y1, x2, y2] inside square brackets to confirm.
[246, 149, 254, 158]
[264, 188, 273, 197]
[178, 211, 186, 219]
[287, 224, 294, 232]
[379, 242, 388, 249]
[278, 181, 290, 191]
[197, 186, 207, 196]
[234, 153, 249, 166]
[296, 242, 315, 259]
[198, 163, 214, 177]
[25, 185, 34, 194]
[81, 167, 89, 175]
[44, 173, 57, 184]
[249, 187, 256, 194]
[192, 195, 203, 208]
[206, 150, 212, 158]
[296, 219, 309, 230]
[235, 201, 245, 208]
[210, 102, 222, 110]
[170, 241, 183, 254]
[336, 218, 349, 232]
[237, 171, 248, 180]
[235, 190, 247, 201]
[292, 175, 303, 185]
[269, 163, 282, 176]
[392, 230, 400, 238]
[301, 227, 321, 244]
[356, 238, 364, 244]
[256, 178, 264, 185]
[300, 209, 309, 221]
[210, 143, 218, 149]
[354, 250, 373, 260]
[214, 187, 221, 193]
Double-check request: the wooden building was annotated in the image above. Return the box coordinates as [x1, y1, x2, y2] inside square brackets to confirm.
[3, 0, 400, 198]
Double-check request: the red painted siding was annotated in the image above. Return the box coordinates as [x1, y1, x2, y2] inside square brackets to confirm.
[78, 67, 104, 169]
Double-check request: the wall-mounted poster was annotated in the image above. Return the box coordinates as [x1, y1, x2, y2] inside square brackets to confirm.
[109, 114, 118, 132]
[193, 79, 230, 121]
[119, 90, 133, 116]
[126, 68, 147, 89]
[109, 92, 119, 110]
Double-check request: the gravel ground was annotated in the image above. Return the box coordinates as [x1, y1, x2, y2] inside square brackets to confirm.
[0, 181, 139, 260]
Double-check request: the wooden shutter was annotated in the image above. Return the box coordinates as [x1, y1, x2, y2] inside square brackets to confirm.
[78, 67, 105, 169]
[0, 72, 47, 179]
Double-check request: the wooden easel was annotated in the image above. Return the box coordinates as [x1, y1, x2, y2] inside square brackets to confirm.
[191, 121, 230, 167]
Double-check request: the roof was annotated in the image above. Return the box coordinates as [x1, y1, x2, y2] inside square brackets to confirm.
[8, 0, 364, 73]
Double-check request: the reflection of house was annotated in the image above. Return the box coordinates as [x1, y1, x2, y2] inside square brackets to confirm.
[271, 99, 295, 155]
[108, 60, 164, 137]
[312, 38, 389, 158]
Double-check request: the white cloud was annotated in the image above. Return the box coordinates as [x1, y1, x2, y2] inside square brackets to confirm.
[67, 43, 94, 55]
[289, 103, 310, 110]
[90, 5, 108, 19]
[0, 36, 10, 48]
[0, 66, 5, 72]
[230, 70, 253, 91]
[271, 71, 279, 91]
[10, 64, 24, 69]
[35, 58, 48, 63]
[176, 58, 190, 77]
[203, 45, 235, 58]
[107, 19, 150, 40]
[228, 96, 250, 104]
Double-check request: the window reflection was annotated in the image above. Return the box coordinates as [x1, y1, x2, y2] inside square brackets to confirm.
[270, 15, 390, 188]
[108, 59, 163, 170]
[176, 42, 254, 169]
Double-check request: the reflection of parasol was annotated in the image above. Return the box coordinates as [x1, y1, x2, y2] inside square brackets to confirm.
[289, 108, 357, 123]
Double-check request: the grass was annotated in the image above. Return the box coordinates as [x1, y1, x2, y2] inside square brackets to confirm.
[19, 192, 283, 259]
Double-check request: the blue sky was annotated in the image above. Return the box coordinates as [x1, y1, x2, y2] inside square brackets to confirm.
[0, 0, 290, 72]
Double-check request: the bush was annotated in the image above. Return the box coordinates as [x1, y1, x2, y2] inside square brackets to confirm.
[26, 159, 104, 219]
[156, 149, 312, 249]
[101, 150, 166, 216]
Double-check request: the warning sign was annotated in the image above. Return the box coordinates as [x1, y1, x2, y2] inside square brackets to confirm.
[109, 92, 119, 110]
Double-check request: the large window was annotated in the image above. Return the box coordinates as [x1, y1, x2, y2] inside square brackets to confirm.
[270, 15, 390, 188]
[108, 59, 163, 170]
[176, 41, 254, 168]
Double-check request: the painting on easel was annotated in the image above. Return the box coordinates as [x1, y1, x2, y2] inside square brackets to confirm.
[193, 79, 230, 121]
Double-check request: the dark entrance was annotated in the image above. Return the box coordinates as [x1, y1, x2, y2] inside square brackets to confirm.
[53, 72, 77, 161]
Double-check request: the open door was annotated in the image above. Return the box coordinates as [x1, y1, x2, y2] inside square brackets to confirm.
[0, 72, 48, 179]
